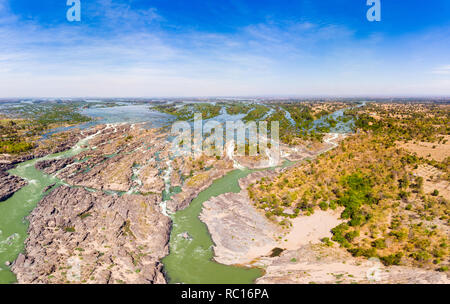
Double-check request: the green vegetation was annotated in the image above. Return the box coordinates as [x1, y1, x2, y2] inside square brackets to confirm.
[242, 104, 270, 122]
[2, 103, 91, 128]
[0, 139, 34, 154]
[249, 103, 449, 270]
[222, 103, 253, 115]
[348, 103, 449, 143]
[153, 103, 222, 120]
[64, 227, 76, 233]
[0, 102, 91, 154]
[270, 247, 284, 257]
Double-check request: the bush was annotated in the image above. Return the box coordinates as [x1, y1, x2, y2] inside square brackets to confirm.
[321, 237, 333, 246]
[372, 238, 387, 249]
[319, 201, 329, 211]
[64, 227, 76, 233]
[410, 251, 431, 262]
[270, 247, 284, 257]
[389, 229, 408, 241]
[329, 201, 337, 210]
[437, 266, 448, 272]
[345, 230, 360, 242]
[380, 253, 403, 266]
[349, 247, 377, 258]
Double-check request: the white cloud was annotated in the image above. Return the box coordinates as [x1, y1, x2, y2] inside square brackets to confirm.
[431, 65, 450, 75]
[0, 1, 449, 97]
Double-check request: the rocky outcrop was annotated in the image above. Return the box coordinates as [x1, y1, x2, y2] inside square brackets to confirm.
[0, 129, 84, 167]
[0, 129, 85, 202]
[200, 166, 449, 284]
[0, 170, 27, 202]
[200, 192, 279, 265]
[167, 167, 232, 212]
[35, 158, 74, 175]
[12, 186, 171, 284]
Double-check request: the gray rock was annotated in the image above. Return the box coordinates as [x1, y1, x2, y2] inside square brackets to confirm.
[0, 171, 28, 202]
[11, 186, 171, 284]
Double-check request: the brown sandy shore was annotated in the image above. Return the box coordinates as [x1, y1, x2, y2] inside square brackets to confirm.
[199, 135, 450, 284]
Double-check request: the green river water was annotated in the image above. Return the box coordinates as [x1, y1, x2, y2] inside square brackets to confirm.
[163, 160, 296, 284]
[0, 135, 266, 284]
[0, 140, 88, 283]
[162, 168, 262, 284]
[0, 103, 357, 284]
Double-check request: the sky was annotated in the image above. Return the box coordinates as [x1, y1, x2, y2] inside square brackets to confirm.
[0, 0, 449, 97]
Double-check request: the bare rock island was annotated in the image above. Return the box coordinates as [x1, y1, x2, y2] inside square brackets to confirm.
[12, 186, 171, 284]
[0, 169, 27, 202]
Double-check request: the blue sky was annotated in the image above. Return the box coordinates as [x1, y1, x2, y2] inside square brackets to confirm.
[0, 0, 449, 97]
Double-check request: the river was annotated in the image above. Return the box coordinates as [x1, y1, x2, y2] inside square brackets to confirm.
[0, 136, 93, 283]
[0, 101, 361, 284]
[161, 102, 364, 283]
[162, 169, 263, 284]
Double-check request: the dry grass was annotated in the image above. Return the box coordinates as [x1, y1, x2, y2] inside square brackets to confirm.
[398, 135, 450, 162]
[414, 164, 450, 198]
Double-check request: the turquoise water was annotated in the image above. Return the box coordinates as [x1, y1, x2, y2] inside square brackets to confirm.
[0, 141, 89, 283]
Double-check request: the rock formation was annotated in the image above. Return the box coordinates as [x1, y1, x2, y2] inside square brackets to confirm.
[0, 170, 27, 202]
[12, 186, 171, 284]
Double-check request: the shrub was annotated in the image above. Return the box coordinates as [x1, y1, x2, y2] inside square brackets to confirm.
[319, 201, 329, 211]
[380, 253, 403, 266]
[349, 247, 377, 258]
[321, 237, 333, 247]
[64, 227, 76, 233]
[270, 247, 284, 257]
[372, 238, 387, 249]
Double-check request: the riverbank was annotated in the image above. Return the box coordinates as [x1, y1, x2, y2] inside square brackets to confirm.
[0, 128, 86, 202]
[1, 124, 174, 283]
[4, 123, 249, 284]
[199, 132, 450, 284]
[12, 186, 170, 284]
